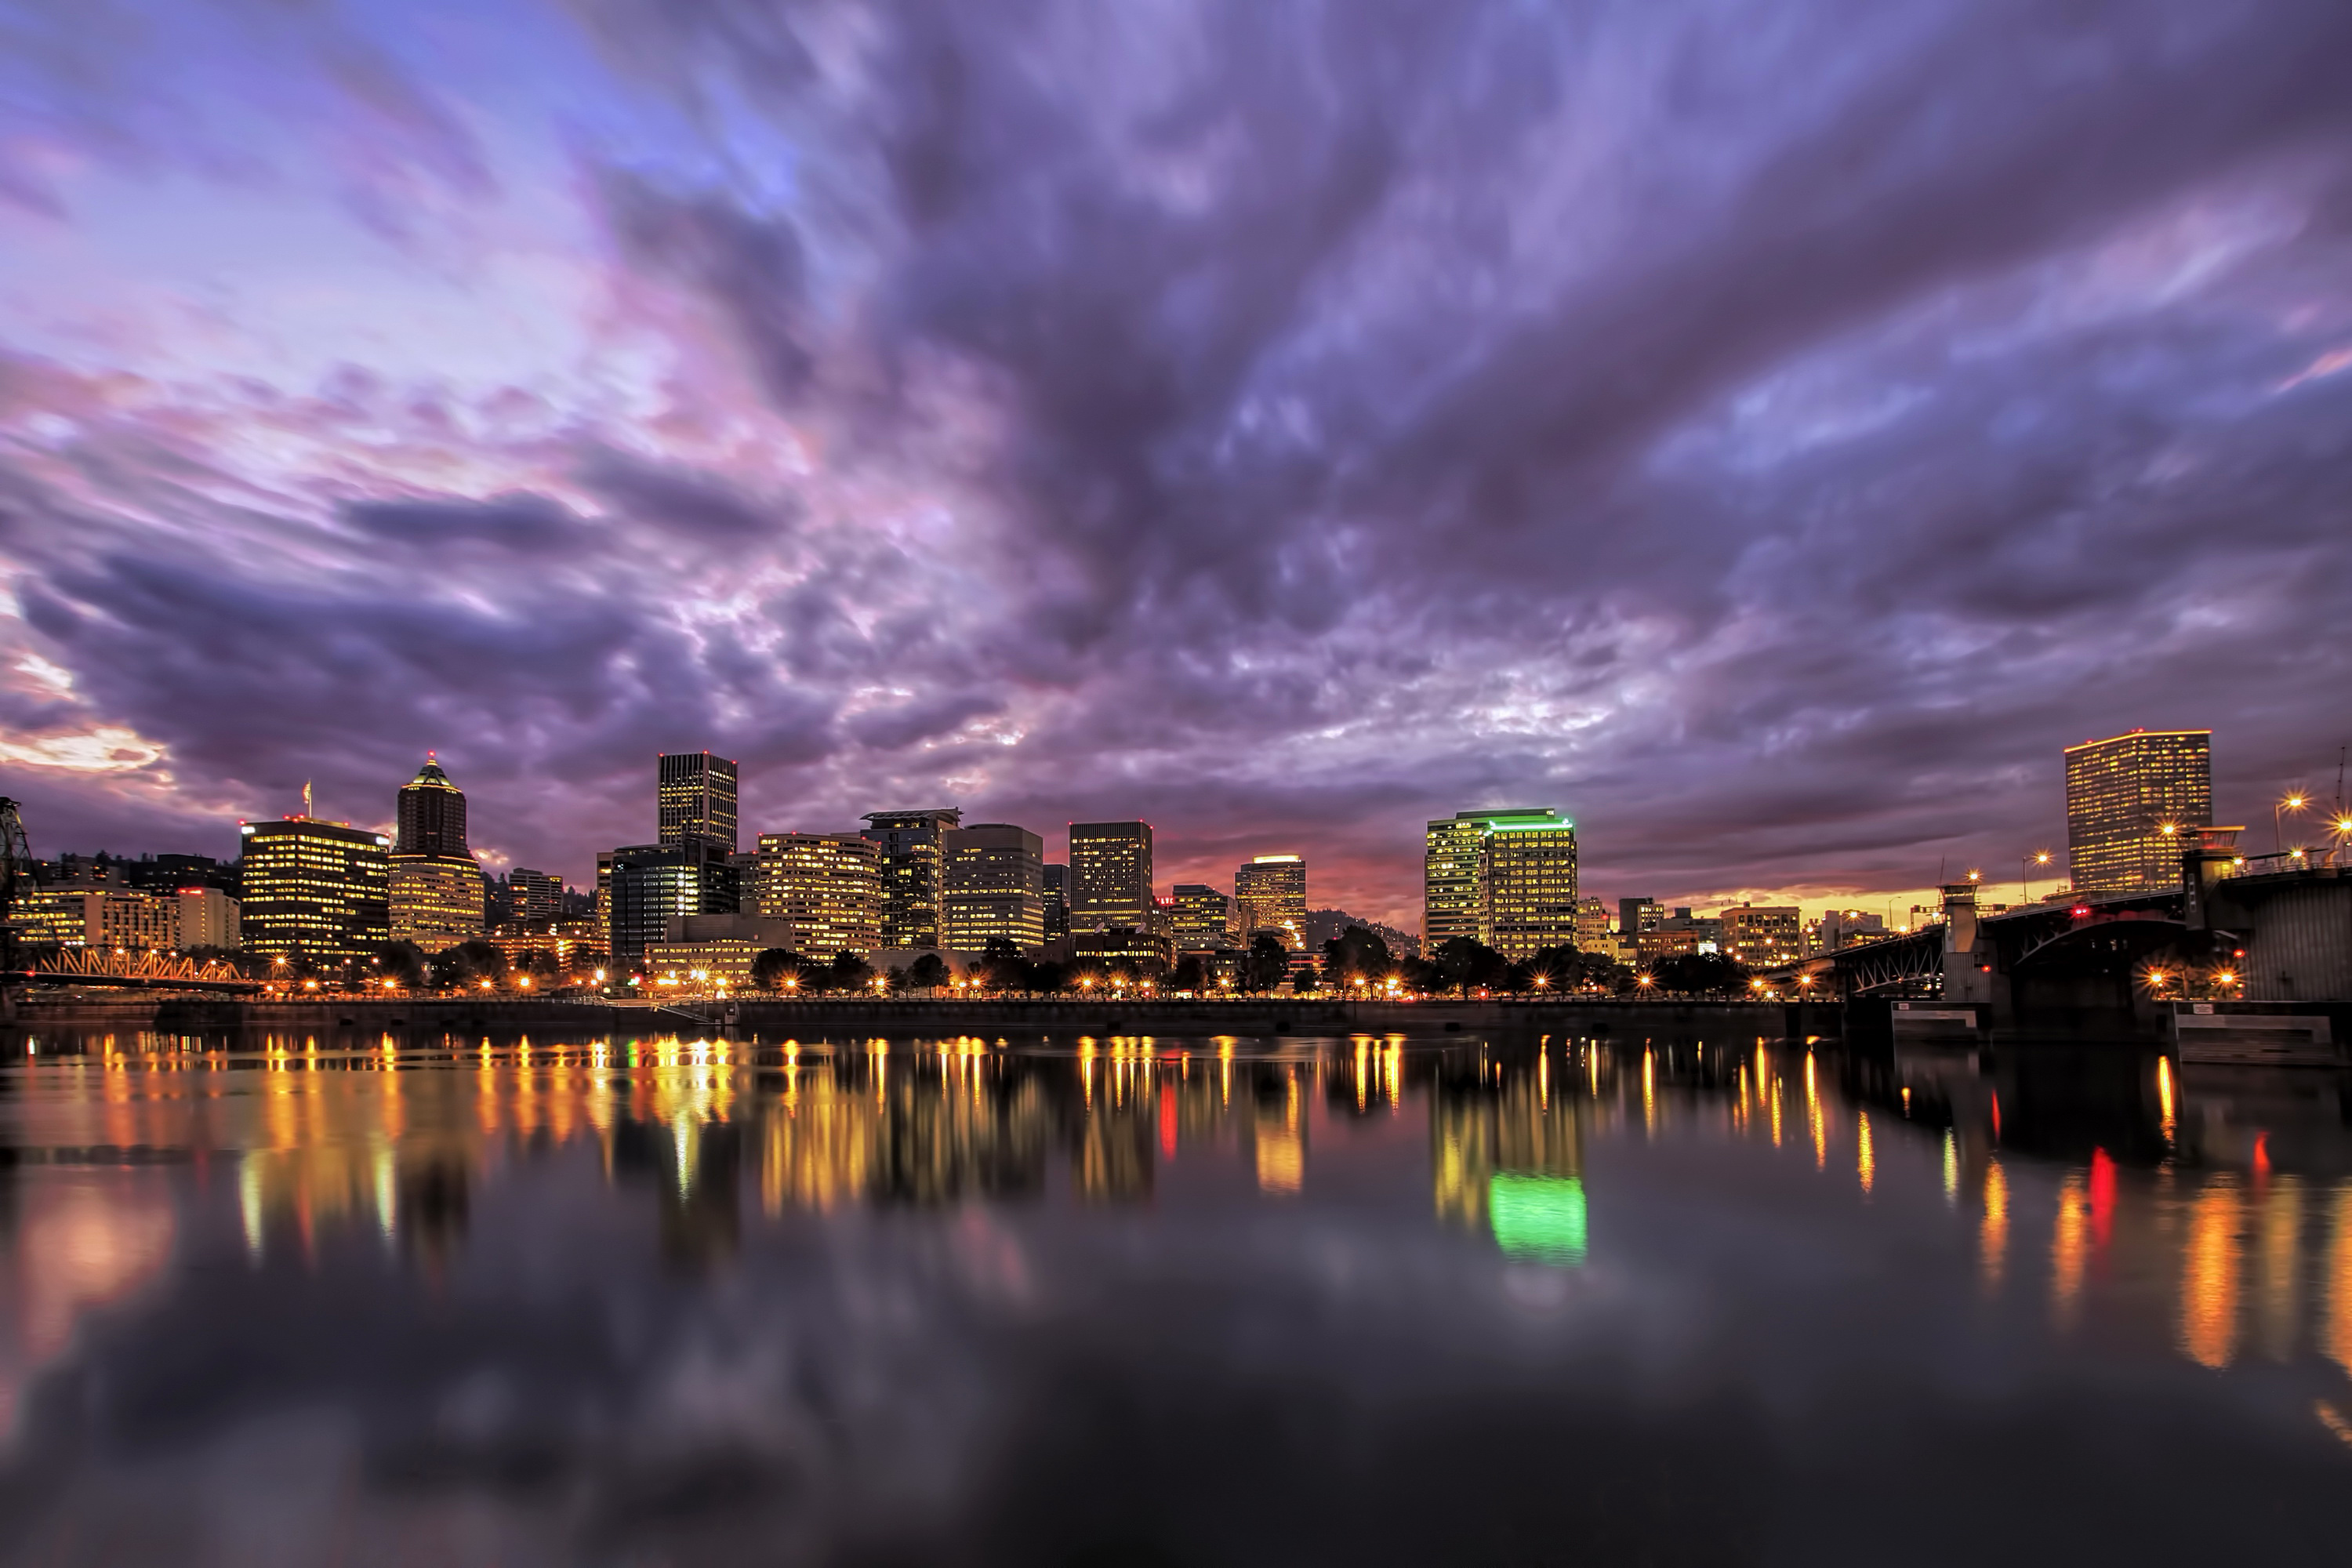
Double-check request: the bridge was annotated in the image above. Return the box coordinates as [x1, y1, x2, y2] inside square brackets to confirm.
[1763, 830, 2350, 1040]
[2, 948, 262, 993]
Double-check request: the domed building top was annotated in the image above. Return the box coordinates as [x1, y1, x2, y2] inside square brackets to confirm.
[395, 752, 470, 858]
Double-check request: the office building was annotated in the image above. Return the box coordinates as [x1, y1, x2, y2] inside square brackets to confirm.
[389, 754, 485, 949]
[239, 813, 391, 962]
[1485, 818, 1578, 960]
[174, 886, 240, 950]
[13, 888, 176, 951]
[753, 832, 883, 956]
[1719, 905, 1802, 967]
[1170, 884, 1233, 946]
[1423, 816, 1490, 947]
[860, 808, 962, 948]
[659, 751, 740, 854]
[1234, 855, 1308, 949]
[1813, 909, 1887, 951]
[1618, 898, 1662, 942]
[2064, 728, 2212, 896]
[606, 841, 739, 972]
[509, 867, 563, 928]
[1042, 863, 1070, 940]
[1575, 898, 1611, 949]
[1421, 809, 1579, 959]
[1069, 821, 1153, 932]
[942, 823, 1046, 951]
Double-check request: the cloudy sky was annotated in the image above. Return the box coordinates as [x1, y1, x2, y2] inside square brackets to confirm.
[2, 0, 2349, 929]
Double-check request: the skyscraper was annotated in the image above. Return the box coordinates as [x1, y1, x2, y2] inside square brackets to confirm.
[659, 751, 740, 854]
[2064, 729, 2212, 896]
[1041, 863, 1071, 940]
[942, 824, 1046, 951]
[607, 841, 739, 971]
[240, 810, 391, 963]
[1421, 809, 1578, 959]
[1170, 884, 1232, 946]
[860, 808, 963, 948]
[1233, 855, 1308, 949]
[753, 833, 881, 956]
[389, 754, 485, 949]
[1069, 822, 1153, 932]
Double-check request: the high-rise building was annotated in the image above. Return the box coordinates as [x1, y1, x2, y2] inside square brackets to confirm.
[607, 841, 739, 972]
[1233, 855, 1308, 949]
[659, 751, 740, 854]
[2064, 728, 2212, 896]
[239, 813, 391, 963]
[395, 753, 468, 857]
[1485, 818, 1577, 960]
[1170, 884, 1232, 946]
[753, 833, 883, 956]
[390, 754, 485, 949]
[507, 867, 563, 929]
[1069, 822, 1153, 932]
[942, 824, 1046, 951]
[1719, 905, 1802, 967]
[859, 808, 962, 948]
[175, 886, 241, 950]
[1041, 863, 1071, 940]
[1421, 810, 1578, 959]
[1574, 897, 1611, 949]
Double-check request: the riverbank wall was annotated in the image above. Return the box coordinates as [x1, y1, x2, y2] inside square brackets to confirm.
[7, 993, 1844, 1041]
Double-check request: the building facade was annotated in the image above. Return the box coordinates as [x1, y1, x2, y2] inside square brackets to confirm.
[1170, 883, 1232, 946]
[942, 823, 1046, 952]
[659, 751, 740, 854]
[1574, 898, 1612, 949]
[753, 832, 883, 956]
[13, 888, 177, 950]
[1069, 822, 1153, 933]
[239, 815, 391, 962]
[1719, 905, 1802, 967]
[1041, 863, 1071, 940]
[390, 754, 485, 949]
[1421, 809, 1578, 959]
[175, 886, 241, 950]
[508, 867, 563, 928]
[2064, 728, 2212, 896]
[860, 808, 962, 949]
[1233, 855, 1308, 949]
[607, 841, 739, 972]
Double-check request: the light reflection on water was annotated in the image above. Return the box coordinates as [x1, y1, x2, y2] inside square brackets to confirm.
[2, 1029, 2350, 1563]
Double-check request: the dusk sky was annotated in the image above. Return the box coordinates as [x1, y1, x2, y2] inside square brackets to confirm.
[3, 0, 2350, 931]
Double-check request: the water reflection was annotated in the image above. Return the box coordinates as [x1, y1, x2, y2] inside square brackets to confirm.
[4, 1028, 2352, 1560]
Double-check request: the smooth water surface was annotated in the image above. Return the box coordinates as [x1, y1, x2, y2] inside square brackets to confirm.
[2, 1028, 2348, 1566]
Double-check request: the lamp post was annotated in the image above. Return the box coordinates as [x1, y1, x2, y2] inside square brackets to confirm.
[2276, 793, 2308, 856]
[2022, 850, 2050, 903]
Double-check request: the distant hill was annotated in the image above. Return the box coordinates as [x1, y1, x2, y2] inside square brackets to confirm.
[1301, 909, 1421, 959]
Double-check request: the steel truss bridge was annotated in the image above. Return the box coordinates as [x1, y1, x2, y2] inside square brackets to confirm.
[2, 947, 262, 993]
[1762, 888, 2190, 999]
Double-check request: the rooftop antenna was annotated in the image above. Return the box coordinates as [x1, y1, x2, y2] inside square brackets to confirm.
[302, 780, 313, 818]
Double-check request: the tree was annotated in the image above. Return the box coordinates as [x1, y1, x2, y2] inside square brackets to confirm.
[827, 950, 876, 993]
[431, 939, 506, 990]
[1243, 934, 1291, 993]
[1169, 954, 1208, 993]
[1653, 952, 1748, 996]
[905, 952, 950, 992]
[1433, 936, 1508, 995]
[376, 940, 428, 989]
[980, 936, 1029, 993]
[1320, 925, 1394, 988]
[1400, 956, 1442, 993]
[752, 948, 804, 991]
[1028, 960, 1071, 994]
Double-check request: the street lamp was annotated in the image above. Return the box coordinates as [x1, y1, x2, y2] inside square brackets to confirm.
[2022, 850, 2051, 902]
[2277, 793, 2309, 855]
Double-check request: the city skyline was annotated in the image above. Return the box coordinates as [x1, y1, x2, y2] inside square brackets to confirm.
[5, 2, 2352, 934]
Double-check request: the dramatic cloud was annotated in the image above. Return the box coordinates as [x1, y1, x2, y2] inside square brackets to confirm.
[3, 0, 2350, 922]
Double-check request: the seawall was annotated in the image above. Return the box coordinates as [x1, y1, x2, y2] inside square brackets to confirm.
[7, 993, 1845, 1041]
